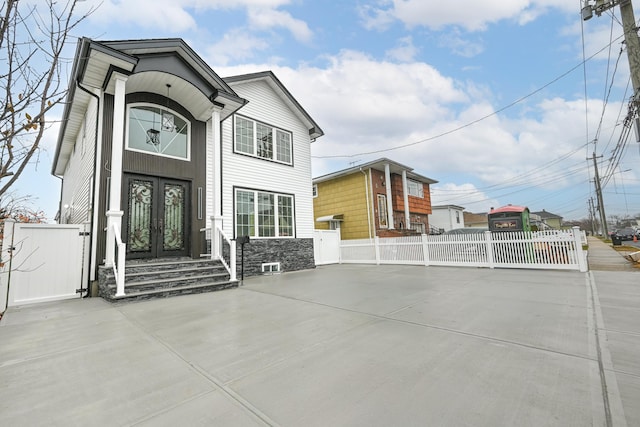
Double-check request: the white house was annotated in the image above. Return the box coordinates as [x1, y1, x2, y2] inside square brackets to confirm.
[430, 205, 465, 233]
[52, 38, 323, 298]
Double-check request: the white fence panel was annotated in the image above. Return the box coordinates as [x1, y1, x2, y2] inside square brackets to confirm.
[378, 235, 424, 265]
[340, 238, 377, 264]
[313, 230, 341, 265]
[424, 233, 488, 267]
[339, 228, 587, 272]
[2, 221, 88, 307]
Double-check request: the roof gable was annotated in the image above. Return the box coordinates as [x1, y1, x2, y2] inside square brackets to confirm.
[52, 38, 247, 176]
[224, 71, 323, 140]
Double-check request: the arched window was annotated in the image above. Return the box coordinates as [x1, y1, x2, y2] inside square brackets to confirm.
[126, 103, 190, 160]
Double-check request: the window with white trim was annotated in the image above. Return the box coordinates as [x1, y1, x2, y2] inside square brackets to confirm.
[411, 222, 425, 233]
[407, 179, 424, 198]
[262, 262, 281, 274]
[235, 189, 295, 238]
[377, 194, 388, 228]
[312, 184, 318, 198]
[234, 115, 292, 164]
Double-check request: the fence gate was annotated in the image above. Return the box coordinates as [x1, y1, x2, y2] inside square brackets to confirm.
[313, 229, 341, 265]
[2, 221, 89, 307]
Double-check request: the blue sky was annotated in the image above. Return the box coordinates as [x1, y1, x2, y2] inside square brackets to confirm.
[18, 0, 640, 222]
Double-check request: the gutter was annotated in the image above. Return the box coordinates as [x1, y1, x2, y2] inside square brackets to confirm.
[75, 80, 100, 298]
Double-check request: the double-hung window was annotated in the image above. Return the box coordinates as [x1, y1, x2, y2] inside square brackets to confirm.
[234, 115, 292, 165]
[407, 180, 424, 198]
[235, 189, 295, 238]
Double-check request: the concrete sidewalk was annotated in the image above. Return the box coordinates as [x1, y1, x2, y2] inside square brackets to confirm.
[587, 235, 637, 271]
[0, 264, 638, 426]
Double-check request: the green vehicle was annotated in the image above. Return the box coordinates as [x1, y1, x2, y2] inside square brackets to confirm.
[488, 205, 531, 232]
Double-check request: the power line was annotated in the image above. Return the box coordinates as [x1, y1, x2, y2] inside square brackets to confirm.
[312, 35, 625, 159]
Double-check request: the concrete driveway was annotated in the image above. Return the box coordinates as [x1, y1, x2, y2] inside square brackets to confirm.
[0, 264, 637, 426]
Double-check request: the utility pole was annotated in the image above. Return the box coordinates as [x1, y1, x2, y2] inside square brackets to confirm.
[589, 197, 598, 235]
[590, 153, 609, 236]
[582, 1, 640, 236]
[583, 0, 640, 94]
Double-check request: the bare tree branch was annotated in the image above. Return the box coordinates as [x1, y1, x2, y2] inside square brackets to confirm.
[0, 1, 96, 199]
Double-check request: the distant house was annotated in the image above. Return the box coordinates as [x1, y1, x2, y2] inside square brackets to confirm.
[463, 211, 488, 228]
[430, 205, 465, 233]
[532, 210, 563, 230]
[313, 158, 437, 239]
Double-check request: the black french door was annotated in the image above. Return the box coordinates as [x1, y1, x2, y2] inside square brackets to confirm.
[124, 175, 190, 259]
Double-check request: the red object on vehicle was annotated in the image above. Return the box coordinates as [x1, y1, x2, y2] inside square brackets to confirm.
[489, 204, 528, 214]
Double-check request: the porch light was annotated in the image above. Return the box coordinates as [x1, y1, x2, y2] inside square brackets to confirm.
[146, 128, 160, 145]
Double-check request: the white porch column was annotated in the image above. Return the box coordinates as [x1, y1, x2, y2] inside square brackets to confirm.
[401, 170, 410, 229]
[105, 73, 127, 267]
[384, 163, 394, 230]
[210, 108, 223, 259]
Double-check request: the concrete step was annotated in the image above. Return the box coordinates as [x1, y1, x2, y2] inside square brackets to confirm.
[98, 258, 236, 302]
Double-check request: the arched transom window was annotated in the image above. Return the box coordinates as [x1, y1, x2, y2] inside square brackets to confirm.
[126, 103, 190, 160]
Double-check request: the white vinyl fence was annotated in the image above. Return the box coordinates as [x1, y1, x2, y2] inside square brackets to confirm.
[1, 220, 89, 308]
[313, 229, 341, 265]
[340, 228, 588, 272]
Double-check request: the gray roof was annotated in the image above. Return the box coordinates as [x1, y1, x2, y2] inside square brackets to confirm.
[532, 210, 563, 219]
[313, 157, 437, 184]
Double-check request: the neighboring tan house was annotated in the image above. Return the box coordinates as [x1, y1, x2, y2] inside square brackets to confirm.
[463, 211, 489, 228]
[52, 38, 323, 293]
[532, 210, 563, 229]
[430, 205, 465, 233]
[313, 158, 437, 240]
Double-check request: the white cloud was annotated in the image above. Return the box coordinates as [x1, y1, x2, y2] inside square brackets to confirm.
[360, 0, 578, 32]
[385, 36, 419, 62]
[437, 31, 484, 58]
[431, 183, 500, 213]
[358, 3, 396, 31]
[82, 0, 311, 43]
[247, 8, 313, 43]
[83, 0, 197, 32]
[206, 29, 270, 66]
[218, 49, 622, 210]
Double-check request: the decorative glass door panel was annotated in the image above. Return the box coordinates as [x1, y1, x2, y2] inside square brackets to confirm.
[127, 179, 154, 253]
[163, 183, 185, 252]
[125, 175, 189, 259]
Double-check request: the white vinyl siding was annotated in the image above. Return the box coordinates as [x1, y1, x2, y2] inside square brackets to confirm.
[59, 96, 98, 224]
[221, 79, 315, 238]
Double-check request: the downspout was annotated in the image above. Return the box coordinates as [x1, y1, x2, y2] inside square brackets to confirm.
[360, 168, 372, 239]
[76, 80, 100, 298]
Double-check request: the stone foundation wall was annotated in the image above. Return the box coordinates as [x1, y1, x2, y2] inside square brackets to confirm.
[232, 238, 315, 278]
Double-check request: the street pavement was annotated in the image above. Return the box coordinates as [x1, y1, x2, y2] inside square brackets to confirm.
[0, 240, 638, 426]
